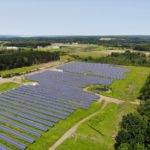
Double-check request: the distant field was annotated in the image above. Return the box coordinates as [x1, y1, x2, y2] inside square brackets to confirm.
[72, 50, 109, 58]
[57, 103, 136, 150]
[59, 45, 125, 54]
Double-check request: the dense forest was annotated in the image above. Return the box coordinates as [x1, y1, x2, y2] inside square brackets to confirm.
[115, 75, 150, 150]
[0, 50, 60, 71]
[133, 44, 150, 52]
[0, 36, 101, 45]
[73, 51, 150, 67]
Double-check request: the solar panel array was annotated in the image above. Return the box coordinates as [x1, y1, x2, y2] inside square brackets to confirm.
[58, 62, 127, 79]
[0, 62, 127, 150]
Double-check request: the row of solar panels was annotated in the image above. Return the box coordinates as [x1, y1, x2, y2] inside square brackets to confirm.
[0, 62, 126, 149]
[0, 84, 98, 149]
[58, 62, 127, 79]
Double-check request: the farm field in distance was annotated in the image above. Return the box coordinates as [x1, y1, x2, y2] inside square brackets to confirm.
[0, 36, 150, 150]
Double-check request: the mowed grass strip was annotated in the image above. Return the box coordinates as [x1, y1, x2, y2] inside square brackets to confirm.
[57, 103, 136, 150]
[0, 82, 20, 92]
[0, 65, 40, 78]
[0, 60, 62, 78]
[101, 66, 150, 101]
[27, 102, 103, 150]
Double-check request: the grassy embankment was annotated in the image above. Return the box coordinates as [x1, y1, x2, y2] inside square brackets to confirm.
[0, 65, 40, 78]
[0, 60, 62, 78]
[0, 82, 20, 92]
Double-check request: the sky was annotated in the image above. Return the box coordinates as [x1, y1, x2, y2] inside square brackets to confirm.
[0, 0, 150, 36]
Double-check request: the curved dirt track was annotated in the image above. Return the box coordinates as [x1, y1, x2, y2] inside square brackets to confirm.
[49, 101, 107, 150]
[49, 94, 139, 150]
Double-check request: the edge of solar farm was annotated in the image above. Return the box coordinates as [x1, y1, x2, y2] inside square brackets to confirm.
[0, 62, 127, 150]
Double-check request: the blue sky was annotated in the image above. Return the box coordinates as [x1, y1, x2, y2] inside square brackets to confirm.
[0, 0, 150, 35]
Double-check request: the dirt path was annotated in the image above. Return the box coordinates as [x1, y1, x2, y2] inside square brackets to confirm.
[49, 102, 107, 150]
[100, 95, 139, 105]
[84, 87, 139, 105]
[49, 94, 139, 150]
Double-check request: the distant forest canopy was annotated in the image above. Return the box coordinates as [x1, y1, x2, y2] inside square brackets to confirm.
[3, 41, 51, 48]
[0, 35, 150, 51]
[72, 50, 150, 67]
[0, 50, 60, 71]
[133, 44, 150, 51]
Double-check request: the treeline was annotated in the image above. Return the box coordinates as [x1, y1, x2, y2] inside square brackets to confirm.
[1, 36, 150, 49]
[0, 36, 101, 45]
[73, 51, 150, 67]
[0, 50, 60, 71]
[134, 44, 150, 52]
[3, 41, 51, 48]
[115, 75, 150, 150]
[99, 37, 150, 50]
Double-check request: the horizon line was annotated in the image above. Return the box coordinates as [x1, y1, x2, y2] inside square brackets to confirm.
[0, 34, 150, 37]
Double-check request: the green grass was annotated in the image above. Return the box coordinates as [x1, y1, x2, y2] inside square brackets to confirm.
[0, 65, 40, 78]
[0, 60, 63, 78]
[27, 101, 103, 150]
[88, 66, 150, 101]
[0, 82, 19, 92]
[67, 45, 127, 60]
[102, 66, 150, 101]
[57, 103, 136, 150]
[72, 50, 109, 59]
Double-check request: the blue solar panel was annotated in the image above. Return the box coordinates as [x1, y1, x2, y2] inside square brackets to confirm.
[0, 134, 26, 150]
[0, 144, 9, 150]
[0, 125, 34, 143]
[0, 62, 127, 149]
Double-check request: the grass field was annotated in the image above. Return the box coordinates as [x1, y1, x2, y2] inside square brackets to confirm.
[102, 66, 150, 101]
[0, 65, 40, 78]
[0, 82, 20, 92]
[57, 103, 136, 150]
[64, 45, 124, 52]
[88, 66, 150, 101]
[71, 50, 109, 59]
[27, 101, 103, 150]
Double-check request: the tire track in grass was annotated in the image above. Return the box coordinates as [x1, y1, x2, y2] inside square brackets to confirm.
[49, 101, 107, 150]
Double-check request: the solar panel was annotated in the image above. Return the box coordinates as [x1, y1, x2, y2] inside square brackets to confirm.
[0, 134, 26, 150]
[0, 62, 127, 149]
